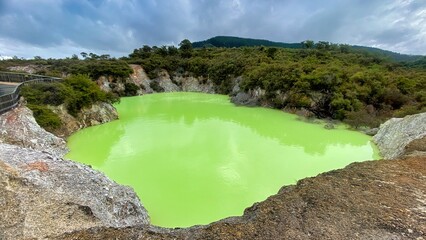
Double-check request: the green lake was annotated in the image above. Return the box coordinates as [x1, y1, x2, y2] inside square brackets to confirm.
[66, 92, 380, 228]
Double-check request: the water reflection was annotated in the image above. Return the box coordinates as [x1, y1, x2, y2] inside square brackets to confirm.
[120, 94, 373, 156]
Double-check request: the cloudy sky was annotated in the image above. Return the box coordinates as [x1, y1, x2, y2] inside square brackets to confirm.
[0, 0, 425, 59]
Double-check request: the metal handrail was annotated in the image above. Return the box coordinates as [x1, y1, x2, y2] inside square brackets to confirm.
[0, 72, 62, 115]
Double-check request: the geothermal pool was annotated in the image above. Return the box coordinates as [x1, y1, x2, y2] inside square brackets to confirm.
[66, 92, 380, 227]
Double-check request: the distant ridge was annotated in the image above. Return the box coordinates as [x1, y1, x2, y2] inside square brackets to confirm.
[192, 36, 302, 49]
[192, 36, 423, 62]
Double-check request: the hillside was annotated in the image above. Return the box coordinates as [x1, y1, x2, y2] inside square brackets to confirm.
[192, 36, 302, 49]
[193, 36, 423, 62]
[2, 40, 426, 130]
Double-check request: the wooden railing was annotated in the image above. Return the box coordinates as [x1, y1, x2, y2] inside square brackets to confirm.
[0, 72, 61, 114]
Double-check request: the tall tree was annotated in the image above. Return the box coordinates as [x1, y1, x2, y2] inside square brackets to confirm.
[302, 40, 315, 49]
[80, 52, 88, 59]
[179, 39, 193, 58]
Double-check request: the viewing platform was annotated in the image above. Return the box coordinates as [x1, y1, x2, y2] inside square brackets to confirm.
[0, 72, 61, 114]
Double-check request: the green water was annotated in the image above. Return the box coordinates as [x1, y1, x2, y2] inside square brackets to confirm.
[66, 92, 380, 228]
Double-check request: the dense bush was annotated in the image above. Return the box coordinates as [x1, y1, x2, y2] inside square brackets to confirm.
[21, 75, 119, 130]
[64, 74, 118, 116]
[20, 82, 68, 106]
[4, 40, 426, 128]
[124, 41, 426, 126]
[124, 82, 140, 96]
[26, 104, 62, 131]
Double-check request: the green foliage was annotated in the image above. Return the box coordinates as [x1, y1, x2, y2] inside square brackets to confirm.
[266, 47, 278, 59]
[404, 56, 426, 69]
[0, 57, 133, 80]
[26, 104, 62, 131]
[302, 40, 315, 49]
[192, 36, 302, 49]
[68, 60, 132, 79]
[124, 82, 140, 96]
[64, 74, 117, 116]
[21, 75, 118, 122]
[192, 36, 422, 62]
[4, 37, 426, 129]
[179, 39, 193, 58]
[126, 40, 426, 124]
[344, 107, 381, 128]
[21, 82, 68, 106]
[149, 80, 164, 92]
[209, 59, 245, 94]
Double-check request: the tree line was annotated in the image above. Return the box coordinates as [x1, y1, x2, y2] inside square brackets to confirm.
[1, 39, 425, 129]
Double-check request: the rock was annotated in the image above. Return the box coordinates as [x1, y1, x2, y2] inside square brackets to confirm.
[97, 76, 127, 95]
[324, 122, 335, 129]
[404, 136, 426, 157]
[175, 76, 215, 93]
[230, 92, 260, 107]
[97, 66, 218, 95]
[97, 76, 113, 93]
[129, 65, 153, 94]
[373, 112, 426, 159]
[157, 70, 180, 92]
[6, 65, 45, 74]
[79, 102, 119, 127]
[128, 64, 149, 86]
[0, 143, 149, 239]
[231, 76, 242, 95]
[57, 156, 426, 240]
[364, 127, 379, 136]
[0, 106, 68, 157]
[49, 102, 118, 138]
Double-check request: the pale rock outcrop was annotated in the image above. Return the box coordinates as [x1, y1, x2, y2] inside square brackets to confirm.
[97, 65, 217, 95]
[0, 143, 149, 240]
[49, 102, 118, 138]
[0, 106, 67, 157]
[97, 76, 126, 94]
[373, 112, 426, 159]
[6, 65, 44, 74]
[157, 70, 180, 92]
[97, 76, 113, 93]
[174, 76, 215, 93]
[231, 86, 265, 107]
[129, 64, 153, 94]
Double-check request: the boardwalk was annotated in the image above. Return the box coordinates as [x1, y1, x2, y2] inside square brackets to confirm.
[0, 72, 61, 114]
[0, 85, 17, 96]
[0, 82, 19, 96]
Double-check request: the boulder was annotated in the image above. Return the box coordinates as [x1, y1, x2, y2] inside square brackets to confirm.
[0, 106, 68, 157]
[49, 102, 118, 138]
[0, 143, 149, 239]
[373, 112, 426, 159]
[230, 92, 260, 107]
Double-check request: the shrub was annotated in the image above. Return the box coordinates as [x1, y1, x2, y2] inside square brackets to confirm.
[27, 104, 61, 131]
[64, 74, 117, 116]
[124, 82, 140, 96]
[150, 80, 164, 92]
[21, 82, 69, 106]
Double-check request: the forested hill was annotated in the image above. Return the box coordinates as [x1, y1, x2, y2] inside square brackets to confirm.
[193, 36, 423, 62]
[192, 36, 302, 49]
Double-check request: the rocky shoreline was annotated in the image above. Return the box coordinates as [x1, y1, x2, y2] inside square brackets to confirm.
[0, 66, 425, 239]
